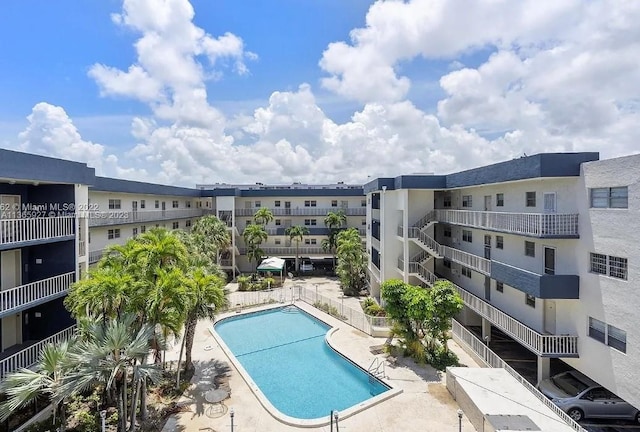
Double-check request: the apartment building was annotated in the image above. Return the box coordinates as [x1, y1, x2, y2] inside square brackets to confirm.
[0, 149, 90, 380]
[365, 152, 640, 411]
[197, 183, 366, 274]
[87, 177, 212, 265]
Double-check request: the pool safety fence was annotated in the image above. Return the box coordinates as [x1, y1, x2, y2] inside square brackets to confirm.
[451, 319, 587, 432]
[225, 286, 391, 337]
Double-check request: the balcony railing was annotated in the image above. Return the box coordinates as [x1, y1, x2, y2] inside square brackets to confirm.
[235, 207, 366, 217]
[434, 210, 579, 238]
[238, 246, 327, 255]
[453, 284, 578, 357]
[88, 249, 105, 264]
[88, 209, 205, 227]
[409, 261, 438, 286]
[0, 325, 77, 379]
[0, 216, 75, 246]
[78, 240, 86, 256]
[408, 227, 491, 275]
[0, 272, 75, 317]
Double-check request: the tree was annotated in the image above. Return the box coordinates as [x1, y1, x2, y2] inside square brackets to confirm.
[243, 224, 268, 271]
[65, 266, 134, 320]
[253, 207, 274, 226]
[324, 210, 347, 271]
[425, 280, 463, 352]
[0, 342, 74, 429]
[190, 215, 231, 265]
[381, 279, 412, 336]
[285, 225, 309, 272]
[335, 228, 367, 295]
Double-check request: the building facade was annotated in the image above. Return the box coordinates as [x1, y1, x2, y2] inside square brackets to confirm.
[365, 152, 639, 411]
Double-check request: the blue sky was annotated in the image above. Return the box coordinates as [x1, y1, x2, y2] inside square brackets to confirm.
[1, 0, 638, 185]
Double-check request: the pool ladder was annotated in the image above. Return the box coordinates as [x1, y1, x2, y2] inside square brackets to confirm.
[368, 357, 386, 382]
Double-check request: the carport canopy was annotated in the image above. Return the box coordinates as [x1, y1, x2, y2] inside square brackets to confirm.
[257, 256, 285, 281]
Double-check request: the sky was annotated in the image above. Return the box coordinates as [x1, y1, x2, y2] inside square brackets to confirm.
[1, 0, 639, 186]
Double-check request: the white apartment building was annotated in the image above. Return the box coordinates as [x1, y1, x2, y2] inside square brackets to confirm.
[365, 152, 640, 411]
[197, 183, 366, 274]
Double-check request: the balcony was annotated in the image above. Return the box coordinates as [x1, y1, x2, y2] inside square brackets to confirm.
[0, 216, 75, 248]
[491, 261, 580, 299]
[235, 207, 366, 217]
[434, 210, 579, 238]
[88, 209, 205, 227]
[454, 284, 578, 357]
[0, 272, 75, 318]
[0, 325, 77, 379]
[89, 248, 105, 264]
[239, 246, 327, 255]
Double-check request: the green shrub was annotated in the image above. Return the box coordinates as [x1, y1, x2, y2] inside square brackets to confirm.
[425, 345, 460, 371]
[237, 276, 250, 291]
[312, 301, 346, 320]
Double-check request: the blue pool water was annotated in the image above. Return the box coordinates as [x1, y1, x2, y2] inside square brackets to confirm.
[214, 306, 389, 419]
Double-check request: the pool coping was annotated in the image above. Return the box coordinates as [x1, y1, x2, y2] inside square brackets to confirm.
[209, 302, 403, 428]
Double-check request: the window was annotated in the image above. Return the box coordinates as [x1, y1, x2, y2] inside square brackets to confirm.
[496, 193, 504, 207]
[186, 201, 191, 208]
[443, 259, 451, 269]
[107, 229, 120, 239]
[108, 199, 121, 209]
[275, 239, 281, 245]
[171, 222, 178, 229]
[362, 219, 367, 226]
[462, 195, 472, 208]
[255, 201, 261, 208]
[525, 294, 536, 308]
[462, 230, 472, 243]
[141, 225, 146, 233]
[245, 220, 251, 226]
[305, 239, 317, 245]
[526, 192, 536, 207]
[590, 187, 628, 208]
[496, 236, 504, 249]
[275, 219, 281, 226]
[361, 199, 366, 207]
[496, 281, 504, 293]
[443, 195, 452, 208]
[155, 200, 159, 209]
[304, 219, 317, 226]
[132, 228, 138, 237]
[590, 253, 628, 280]
[331, 200, 338, 207]
[304, 200, 317, 207]
[172, 200, 178, 208]
[185, 220, 191, 228]
[607, 324, 627, 353]
[274, 200, 281, 207]
[444, 227, 452, 238]
[461, 267, 472, 278]
[588, 317, 606, 343]
[525, 241, 535, 257]
[140, 200, 146, 209]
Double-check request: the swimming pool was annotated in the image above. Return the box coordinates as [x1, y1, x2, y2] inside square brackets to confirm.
[213, 306, 392, 422]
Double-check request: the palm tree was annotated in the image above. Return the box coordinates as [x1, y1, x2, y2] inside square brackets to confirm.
[324, 210, 347, 271]
[253, 207, 274, 226]
[243, 224, 268, 272]
[286, 225, 309, 272]
[0, 341, 74, 429]
[335, 228, 367, 295]
[65, 266, 134, 320]
[191, 215, 231, 264]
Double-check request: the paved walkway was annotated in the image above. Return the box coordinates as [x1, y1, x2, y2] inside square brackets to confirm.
[162, 277, 481, 432]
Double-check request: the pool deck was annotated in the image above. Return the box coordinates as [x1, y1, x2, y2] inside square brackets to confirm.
[162, 277, 481, 431]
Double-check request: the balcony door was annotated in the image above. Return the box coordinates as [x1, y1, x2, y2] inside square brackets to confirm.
[132, 201, 138, 221]
[1, 249, 21, 291]
[544, 246, 555, 275]
[484, 235, 491, 259]
[484, 195, 492, 211]
[285, 201, 291, 215]
[544, 300, 556, 334]
[543, 192, 556, 213]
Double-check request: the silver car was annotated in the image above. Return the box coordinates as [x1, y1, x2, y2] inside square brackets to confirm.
[538, 371, 640, 423]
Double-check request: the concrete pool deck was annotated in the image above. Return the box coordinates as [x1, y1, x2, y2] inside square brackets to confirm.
[161, 277, 481, 431]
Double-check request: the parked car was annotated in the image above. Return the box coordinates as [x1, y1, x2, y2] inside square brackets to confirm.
[300, 260, 314, 272]
[538, 370, 640, 423]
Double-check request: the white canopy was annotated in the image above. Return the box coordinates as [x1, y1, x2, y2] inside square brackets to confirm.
[257, 256, 286, 271]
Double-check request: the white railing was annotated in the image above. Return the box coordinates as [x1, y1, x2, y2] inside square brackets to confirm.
[235, 207, 366, 217]
[410, 250, 429, 264]
[0, 273, 75, 316]
[88, 249, 105, 264]
[239, 246, 327, 255]
[0, 325, 77, 379]
[397, 225, 404, 237]
[453, 284, 578, 356]
[408, 262, 438, 286]
[0, 216, 75, 246]
[411, 210, 436, 229]
[78, 240, 86, 257]
[451, 321, 587, 432]
[88, 209, 204, 227]
[408, 227, 491, 275]
[434, 210, 579, 237]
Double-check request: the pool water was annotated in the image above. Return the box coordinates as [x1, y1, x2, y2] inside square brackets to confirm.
[214, 306, 389, 419]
